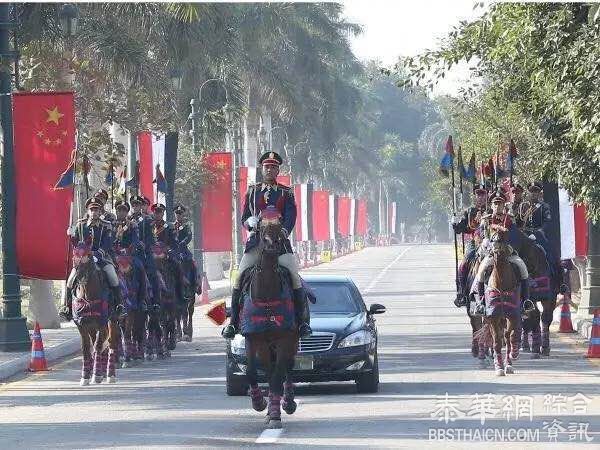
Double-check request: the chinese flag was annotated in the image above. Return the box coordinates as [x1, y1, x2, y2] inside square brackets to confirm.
[137, 131, 153, 201]
[356, 199, 368, 236]
[312, 190, 330, 241]
[13, 92, 76, 279]
[201, 152, 232, 251]
[337, 197, 351, 237]
[276, 174, 291, 186]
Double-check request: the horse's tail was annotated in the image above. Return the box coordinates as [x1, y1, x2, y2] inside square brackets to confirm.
[474, 322, 493, 348]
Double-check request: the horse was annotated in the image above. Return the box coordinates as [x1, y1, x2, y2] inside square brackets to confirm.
[176, 258, 198, 342]
[512, 229, 561, 356]
[152, 242, 179, 357]
[474, 238, 523, 376]
[240, 218, 299, 429]
[70, 243, 119, 385]
[115, 248, 147, 367]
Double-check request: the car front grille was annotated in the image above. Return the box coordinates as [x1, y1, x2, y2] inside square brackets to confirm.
[299, 332, 336, 353]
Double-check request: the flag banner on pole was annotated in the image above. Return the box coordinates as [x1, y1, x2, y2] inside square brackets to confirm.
[329, 194, 336, 240]
[312, 190, 330, 241]
[294, 183, 312, 242]
[118, 167, 127, 195]
[164, 132, 178, 219]
[349, 198, 356, 237]
[356, 199, 368, 236]
[439, 135, 454, 176]
[574, 204, 588, 257]
[152, 134, 166, 204]
[389, 202, 397, 235]
[14, 92, 76, 279]
[137, 131, 153, 201]
[53, 153, 75, 190]
[239, 166, 257, 242]
[337, 196, 351, 237]
[201, 152, 232, 252]
[559, 187, 588, 258]
[277, 174, 291, 186]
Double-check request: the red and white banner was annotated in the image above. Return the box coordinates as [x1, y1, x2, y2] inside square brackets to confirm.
[137, 131, 153, 202]
[294, 183, 312, 241]
[337, 197, 351, 237]
[201, 153, 232, 252]
[14, 92, 76, 279]
[152, 134, 166, 204]
[356, 199, 368, 236]
[559, 188, 587, 258]
[312, 190, 330, 241]
[329, 194, 336, 240]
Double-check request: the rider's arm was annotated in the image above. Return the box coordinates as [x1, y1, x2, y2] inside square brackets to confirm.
[281, 188, 297, 236]
[541, 203, 552, 234]
[241, 186, 254, 230]
[99, 222, 114, 258]
[177, 224, 193, 247]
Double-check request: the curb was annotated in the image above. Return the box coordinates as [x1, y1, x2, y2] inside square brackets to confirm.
[0, 335, 81, 382]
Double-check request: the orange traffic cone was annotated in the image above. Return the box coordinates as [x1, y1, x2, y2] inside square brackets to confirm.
[195, 272, 210, 306]
[586, 309, 600, 358]
[205, 299, 227, 326]
[28, 322, 49, 372]
[558, 293, 575, 333]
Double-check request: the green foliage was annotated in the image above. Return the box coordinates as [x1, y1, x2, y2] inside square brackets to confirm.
[401, 3, 600, 220]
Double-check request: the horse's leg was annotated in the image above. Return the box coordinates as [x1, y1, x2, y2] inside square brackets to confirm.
[92, 326, 106, 383]
[246, 338, 267, 412]
[282, 359, 297, 415]
[184, 297, 194, 341]
[78, 324, 92, 385]
[267, 335, 297, 428]
[540, 299, 555, 356]
[489, 317, 505, 376]
[505, 317, 518, 374]
[133, 311, 145, 360]
[107, 320, 119, 382]
[521, 326, 530, 352]
[468, 313, 481, 358]
[531, 308, 542, 359]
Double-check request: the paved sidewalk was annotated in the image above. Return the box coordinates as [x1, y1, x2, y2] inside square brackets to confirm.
[0, 278, 233, 383]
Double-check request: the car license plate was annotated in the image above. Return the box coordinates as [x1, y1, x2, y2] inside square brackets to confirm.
[293, 355, 314, 371]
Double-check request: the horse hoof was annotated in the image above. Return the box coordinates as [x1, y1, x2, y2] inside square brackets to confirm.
[252, 398, 268, 412]
[268, 419, 282, 429]
[505, 365, 514, 374]
[80, 378, 90, 386]
[121, 361, 130, 369]
[495, 368, 505, 376]
[532, 352, 541, 359]
[541, 347, 550, 356]
[92, 375, 103, 384]
[282, 400, 297, 415]
[107, 376, 117, 384]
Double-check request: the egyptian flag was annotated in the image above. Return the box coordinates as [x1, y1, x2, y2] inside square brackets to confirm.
[337, 196, 351, 237]
[153, 164, 167, 194]
[13, 92, 76, 279]
[349, 198, 356, 237]
[294, 183, 313, 241]
[137, 131, 153, 200]
[152, 134, 166, 204]
[329, 194, 336, 240]
[558, 187, 588, 259]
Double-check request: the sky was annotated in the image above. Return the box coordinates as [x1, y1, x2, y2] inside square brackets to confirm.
[342, 0, 486, 96]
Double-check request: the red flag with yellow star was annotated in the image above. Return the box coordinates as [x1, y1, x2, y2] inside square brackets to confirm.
[201, 152, 232, 252]
[13, 92, 76, 279]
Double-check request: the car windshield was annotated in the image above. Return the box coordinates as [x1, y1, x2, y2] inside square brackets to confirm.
[307, 282, 361, 315]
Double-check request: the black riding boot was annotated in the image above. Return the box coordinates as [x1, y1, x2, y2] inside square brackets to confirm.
[520, 279, 534, 315]
[293, 288, 312, 339]
[222, 288, 242, 339]
[475, 282, 486, 315]
[110, 286, 125, 319]
[59, 287, 73, 321]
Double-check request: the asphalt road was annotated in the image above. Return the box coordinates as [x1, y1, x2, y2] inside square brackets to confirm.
[1, 244, 599, 449]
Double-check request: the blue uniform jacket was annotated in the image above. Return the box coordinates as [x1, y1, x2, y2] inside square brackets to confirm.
[241, 183, 296, 254]
[173, 221, 193, 259]
[73, 219, 113, 259]
[113, 219, 140, 252]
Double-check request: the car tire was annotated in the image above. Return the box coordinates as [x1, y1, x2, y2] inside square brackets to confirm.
[226, 359, 248, 396]
[355, 353, 379, 393]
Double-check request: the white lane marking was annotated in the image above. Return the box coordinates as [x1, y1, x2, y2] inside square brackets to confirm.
[256, 428, 283, 444]
[364, 246, 412, 294]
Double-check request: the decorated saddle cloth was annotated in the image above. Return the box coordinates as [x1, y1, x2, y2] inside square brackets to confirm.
[484, 287, 520, 318]
[240, 268, 295, 336]
[120, 271, 142, 312]
[73, 287, 110, 326]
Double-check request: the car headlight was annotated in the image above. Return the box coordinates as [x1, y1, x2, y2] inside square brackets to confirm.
[231, 335, 246, 355]
[338, 330, 373, 348]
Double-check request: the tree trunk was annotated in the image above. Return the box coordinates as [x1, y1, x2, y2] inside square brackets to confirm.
[27, 280, 60, 329]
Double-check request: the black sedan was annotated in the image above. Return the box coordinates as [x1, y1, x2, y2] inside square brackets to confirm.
[225, 274, 386, 395]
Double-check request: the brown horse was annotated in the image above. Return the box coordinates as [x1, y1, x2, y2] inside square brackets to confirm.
[176, 259, 197, 342]
[475, 239, 523, 376]
[70, 244, 120, 385]
[152, 242, 179, 357]
[242, 219, 299, 429]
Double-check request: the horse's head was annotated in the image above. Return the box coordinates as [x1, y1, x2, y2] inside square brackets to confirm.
[258, 207, 284, 255]
[115, 247, 134, 274]
[489, 232, 512, 259]
[151, 242, 168, 261]
[72, 243, 93, 269]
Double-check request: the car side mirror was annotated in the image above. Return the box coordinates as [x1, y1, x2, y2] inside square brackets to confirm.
[368, 303, 386, 315]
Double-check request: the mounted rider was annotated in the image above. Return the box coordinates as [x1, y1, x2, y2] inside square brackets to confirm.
[222, 151, 312, 340]
[507, 184, 525, 226]
[172, 204, 198, 291]
[59, 197, 123, 320]
[475, 190, 530, 314]
[93, 189, 117, 224]
[452, 186, 488, 306]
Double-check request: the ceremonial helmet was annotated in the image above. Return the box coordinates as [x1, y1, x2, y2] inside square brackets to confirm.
[259, 151, 283, 167]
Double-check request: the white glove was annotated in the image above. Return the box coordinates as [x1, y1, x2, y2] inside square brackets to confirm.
[528, 234, 536, 240]
[66, 225, 76, 236]
[245, 216, 259, 229]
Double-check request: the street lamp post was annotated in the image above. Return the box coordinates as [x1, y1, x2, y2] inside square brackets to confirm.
[189, 98, 204, 279]
[231, 124, 244, 268]
[0, 4, 30, 351]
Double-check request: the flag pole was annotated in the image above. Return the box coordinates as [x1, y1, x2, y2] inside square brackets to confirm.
[458, 145, 465, 254]
[110, 161, 114, 211]
[450, 146, 459, 296]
